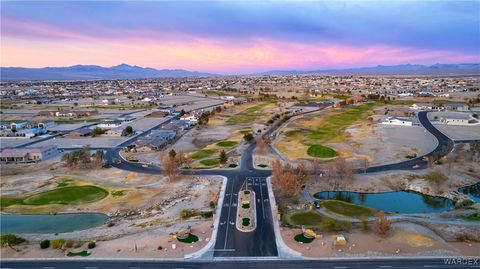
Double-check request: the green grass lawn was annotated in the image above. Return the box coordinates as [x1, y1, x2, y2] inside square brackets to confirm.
[287, 210, 352, 232]
[465, 213, 480, 221]
[321, 200, 376, 218]
[294, 233, 315, 243]
[200, 159, 220, 166]
[307, 144, 337, 158]
[191, 149, 215, 160]
[242, 217, 251, 226]
[177, 233, 199, 243]
[216, 141, 238, 147]
[111, 190, 126, 197]
[67, 251, 90, 257]
[226, 102, 273, 125]
[289, 210, 329, 227]
[307, 103, 376, 142]
[1, 186, 108, 208]
[239, 129, 253, 135]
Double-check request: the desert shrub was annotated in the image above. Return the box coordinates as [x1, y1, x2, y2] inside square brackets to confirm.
[64, 239, 75, 248]
[209, 200, 216, 208]
[40, 240, 50, 249]
[456, 199, 474, 208]
[200, 211, 213, 218]
[0, 234, 26, 247]
[51, 238, 66, 249]
[88, 241, 96, 249]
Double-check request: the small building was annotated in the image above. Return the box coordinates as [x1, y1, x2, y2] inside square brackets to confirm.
[55, 110, 98, 118]
[444, 103, 469, 111]
[97, 119, 123, 128]
[145, 111, 168, 118]
[0, 145, 58, 163]
[117, 115, 136, 123]
[409, 103, 442, 111]
[69, 128, 92, 137]
[180, 113, 199, 124]
[104, 126, 125, 136]
[333, 235, 347, 246]
[17, 127, 46, 138]
[10, 121, 29, 131]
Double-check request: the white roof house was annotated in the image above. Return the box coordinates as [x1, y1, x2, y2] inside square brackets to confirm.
[380, 117, 413, 126]
[440, 114, 479, 126]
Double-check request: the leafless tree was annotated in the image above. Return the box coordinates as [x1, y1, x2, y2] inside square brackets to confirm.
[373, 211, 390, 237]
[362, 158, 369, 174]
[272, 160, 308, 198]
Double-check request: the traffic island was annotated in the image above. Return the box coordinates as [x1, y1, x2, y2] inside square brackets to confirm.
[236, 189, 256, 232]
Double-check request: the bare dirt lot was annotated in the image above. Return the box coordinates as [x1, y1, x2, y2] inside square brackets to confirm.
[1, 161, 223, 259]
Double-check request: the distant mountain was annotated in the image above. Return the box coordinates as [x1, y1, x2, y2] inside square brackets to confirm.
[0, 64, 217, 81]
[257, 63, 480, 76]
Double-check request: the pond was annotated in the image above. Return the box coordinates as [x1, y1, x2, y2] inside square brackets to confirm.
[0, 213, 108, 234]
[459, 182, 480, 203]
[314, 191, 454, 213]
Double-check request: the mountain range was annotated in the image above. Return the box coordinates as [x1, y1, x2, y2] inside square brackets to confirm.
[1, 63, 479, 81]
[257, 63, 480, 76]
[0, 64, 217, 81]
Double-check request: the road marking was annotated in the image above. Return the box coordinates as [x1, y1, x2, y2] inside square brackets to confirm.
[42, 267, 55, 269]
[223, 180, 235, 249]
[259, 178, 266, 219]
[379, 266, 392, 268]
[334, 267, 347, 269]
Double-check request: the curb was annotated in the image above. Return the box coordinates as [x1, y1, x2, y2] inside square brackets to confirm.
[266, 176, 304, 259]
[184, 175, 227, 260]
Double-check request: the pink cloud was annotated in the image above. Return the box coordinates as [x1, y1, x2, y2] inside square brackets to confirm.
[2, 35, 478, 73]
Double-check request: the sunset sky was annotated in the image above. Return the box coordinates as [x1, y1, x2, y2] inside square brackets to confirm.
[1, 1, 479, 74]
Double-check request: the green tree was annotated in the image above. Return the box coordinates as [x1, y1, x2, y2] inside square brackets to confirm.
[92, 127, 104, 136]
[219, 150, 228, 164]
[124, 126, 133, 136]
[169, 149, 177, 159]
[243, 133, 254, 143]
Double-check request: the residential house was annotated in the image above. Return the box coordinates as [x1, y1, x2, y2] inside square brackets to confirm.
[149, 129, 176, 141]
[134, 137, 168, 152]
[380, 117, 413, 126]
[409, 103, 442, 110]
[440, 115, 479, 126]
[0, 145, 58, 163]
[145, 111, 168, 118]
[97, 119, 123, 128]
[69, 128, 92, 137]
[104, 127, 125, 136]
[444, 103, 469, 111]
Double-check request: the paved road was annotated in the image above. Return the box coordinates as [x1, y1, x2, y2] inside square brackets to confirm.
[2, 257, 478, 269]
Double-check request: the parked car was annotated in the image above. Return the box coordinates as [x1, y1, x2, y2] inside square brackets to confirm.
[313, 201, 320, 209]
